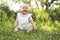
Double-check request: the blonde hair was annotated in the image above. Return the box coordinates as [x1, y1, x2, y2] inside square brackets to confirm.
[20, 3, 29, 9]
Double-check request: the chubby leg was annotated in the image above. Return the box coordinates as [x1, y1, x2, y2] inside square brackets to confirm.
[27, 25, 37, 32]
[14, 26, 24, 31]
[27, 25, 33, 32]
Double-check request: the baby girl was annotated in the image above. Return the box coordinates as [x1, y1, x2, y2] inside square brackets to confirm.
[14, 3, 36, 32]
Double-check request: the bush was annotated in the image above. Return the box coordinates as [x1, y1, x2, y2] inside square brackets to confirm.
[47, 6, 60, 21]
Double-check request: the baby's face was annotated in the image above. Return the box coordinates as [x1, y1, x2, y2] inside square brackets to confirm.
[20, 4, 29, 15]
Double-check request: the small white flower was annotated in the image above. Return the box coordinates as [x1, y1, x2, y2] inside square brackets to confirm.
[17, 39, 19, 40]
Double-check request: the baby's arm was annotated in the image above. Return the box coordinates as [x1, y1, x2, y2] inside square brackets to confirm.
[14, 19, 18, 27]
[14, 19, 18, 31]
[14, 13, 19, 28]
[28, 17, 37, 29]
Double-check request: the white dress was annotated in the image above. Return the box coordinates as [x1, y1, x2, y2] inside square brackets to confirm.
[17, 13, 32, 30]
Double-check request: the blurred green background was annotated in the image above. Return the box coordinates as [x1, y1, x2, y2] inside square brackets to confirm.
[0, 0, 60, 40]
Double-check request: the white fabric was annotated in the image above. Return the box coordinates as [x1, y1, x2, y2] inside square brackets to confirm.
[17, 13, 32, 30]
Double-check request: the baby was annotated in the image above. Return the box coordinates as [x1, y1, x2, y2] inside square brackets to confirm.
[14, 3, 36, 32]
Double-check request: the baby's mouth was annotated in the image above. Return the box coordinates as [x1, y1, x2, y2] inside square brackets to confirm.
[23, 10, 27, 12]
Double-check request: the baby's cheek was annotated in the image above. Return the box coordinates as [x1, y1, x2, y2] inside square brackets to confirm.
[20, 8, 23, 11]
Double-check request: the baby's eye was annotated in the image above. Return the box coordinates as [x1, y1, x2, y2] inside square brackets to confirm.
[23, 7, 25, 9]
[23, 7, 28, 9]
[26, 7, 28, 9]
[25, 7, 28, 9]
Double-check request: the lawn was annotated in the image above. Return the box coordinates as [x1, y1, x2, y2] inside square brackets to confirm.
[0, 27, 60, 40]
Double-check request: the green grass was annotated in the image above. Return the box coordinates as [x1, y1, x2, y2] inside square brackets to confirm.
[0, 27, 60, 40]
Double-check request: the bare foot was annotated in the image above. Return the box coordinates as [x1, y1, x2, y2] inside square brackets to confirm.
[14, 27, 18, 31]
